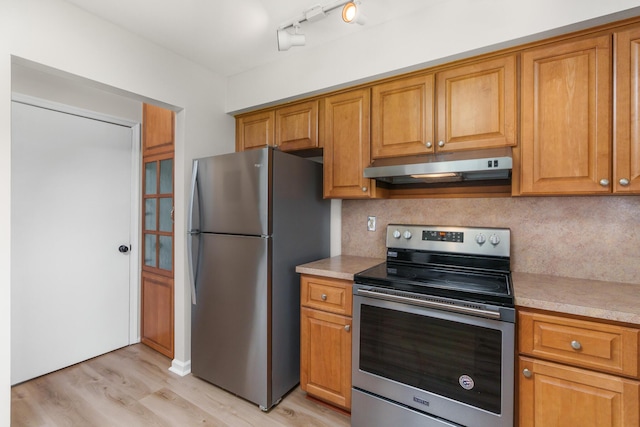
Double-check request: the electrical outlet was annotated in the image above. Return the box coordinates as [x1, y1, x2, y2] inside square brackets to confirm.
[367, 216, 376, 231]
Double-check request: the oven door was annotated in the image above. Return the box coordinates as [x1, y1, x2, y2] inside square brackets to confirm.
[352, 285, 515, 427]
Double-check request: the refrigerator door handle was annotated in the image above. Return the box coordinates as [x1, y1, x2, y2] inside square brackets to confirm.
[188, 159, 199, 305]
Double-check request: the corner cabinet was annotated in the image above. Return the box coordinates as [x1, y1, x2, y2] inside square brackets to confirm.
[323, 88, 380, 199]
[300, 274, 353, 411]
[235, 100, 319, 153]
[518, 309, 640, 427]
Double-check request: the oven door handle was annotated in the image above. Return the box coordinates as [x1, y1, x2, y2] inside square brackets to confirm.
[356, 288, 502, 320]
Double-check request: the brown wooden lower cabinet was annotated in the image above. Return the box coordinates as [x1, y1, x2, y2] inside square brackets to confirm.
[518, 308, 640, 427]
[518, 356, 639, 427]
[300, 274, 352, 411]
[141, 271, 174, 358]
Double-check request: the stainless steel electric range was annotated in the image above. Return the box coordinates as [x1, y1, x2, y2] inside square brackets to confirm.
[352, 224, 515, 427]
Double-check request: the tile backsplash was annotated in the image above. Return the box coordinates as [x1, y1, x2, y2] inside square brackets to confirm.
[342, 196, 640, 284]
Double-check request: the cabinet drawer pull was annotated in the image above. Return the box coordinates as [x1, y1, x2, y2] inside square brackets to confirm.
[571, 340, 582, 350]
[599, 178, 610, 186]
[619, 178, 630, 186]
[345, 325, 351, 332]
[321, 294, 327, 301]
[523, 368, 532, 378]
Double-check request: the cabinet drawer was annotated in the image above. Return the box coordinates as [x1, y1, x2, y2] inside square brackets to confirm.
[519, 310, 640, 378]
[301, 275, 353, 316]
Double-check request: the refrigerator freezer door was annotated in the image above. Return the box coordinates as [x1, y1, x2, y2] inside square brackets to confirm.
[194, 149, 269, 236]
[191, 233, 271, 408]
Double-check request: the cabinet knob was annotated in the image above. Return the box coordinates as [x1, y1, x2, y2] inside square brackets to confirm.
[362, 186, 368, 192]
[438, 140, 445, 148]
[571, 340, 582, 350]
[619, 178, 630, 186]
[522, 368, 532, 378]
[599, 178, 610, 187]
[321, 294, 327, 301]
[426, 141, 433, 148]
[345, 325, 351, 332]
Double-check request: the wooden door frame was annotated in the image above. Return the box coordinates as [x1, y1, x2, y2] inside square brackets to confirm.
[11, 92, 142, 345]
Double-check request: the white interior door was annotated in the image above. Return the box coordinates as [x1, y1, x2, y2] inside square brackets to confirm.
[11, 100, 135, 385]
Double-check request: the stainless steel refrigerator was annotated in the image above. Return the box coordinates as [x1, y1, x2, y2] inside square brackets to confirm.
[188, 147, 330, 411]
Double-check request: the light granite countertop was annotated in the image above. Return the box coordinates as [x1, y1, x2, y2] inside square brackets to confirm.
[512, 272, 640, 325]
[296, 255, 384, 281]
[297, 256, 640, 326]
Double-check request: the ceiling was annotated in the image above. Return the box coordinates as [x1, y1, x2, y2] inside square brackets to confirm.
[61, 0, 436, 78]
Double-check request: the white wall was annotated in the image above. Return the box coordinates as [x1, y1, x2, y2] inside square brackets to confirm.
[227, 0, 640, 112]
[0, 0, 235, 423]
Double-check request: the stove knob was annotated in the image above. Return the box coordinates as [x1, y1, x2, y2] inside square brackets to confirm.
[489, 234, 501, 246]
[403, 230, 412, 240]
[475, 233, 486, 245]
[392, 230, 401, 239]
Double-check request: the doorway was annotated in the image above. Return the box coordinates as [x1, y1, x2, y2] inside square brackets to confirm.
[10, 96, 140, 385]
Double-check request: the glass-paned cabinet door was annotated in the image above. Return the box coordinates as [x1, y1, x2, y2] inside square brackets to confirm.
[143, 156, 174, 274]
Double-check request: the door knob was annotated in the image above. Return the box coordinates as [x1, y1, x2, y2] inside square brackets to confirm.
[118, 244, 130, 254]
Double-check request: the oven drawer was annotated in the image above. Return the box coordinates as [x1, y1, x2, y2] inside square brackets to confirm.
[518, 310, 640, 378]
[301, 275, 352, 316]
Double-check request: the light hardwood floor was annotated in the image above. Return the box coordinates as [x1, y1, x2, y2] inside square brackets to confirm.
[11, 344, 351, 427]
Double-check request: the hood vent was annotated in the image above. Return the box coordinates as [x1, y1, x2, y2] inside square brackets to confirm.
[363, 147, 513, 185]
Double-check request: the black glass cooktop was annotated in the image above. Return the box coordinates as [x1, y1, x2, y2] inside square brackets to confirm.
[355, 261, 514, 307]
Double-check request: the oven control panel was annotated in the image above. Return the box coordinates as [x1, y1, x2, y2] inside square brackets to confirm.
[387, 224, 510, 257]
[423, 230, 464, 242]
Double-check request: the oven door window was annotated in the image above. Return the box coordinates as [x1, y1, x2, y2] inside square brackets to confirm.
[360, 304, 502, 414]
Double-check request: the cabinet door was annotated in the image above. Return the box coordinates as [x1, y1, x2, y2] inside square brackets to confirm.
[614, 25, 640, 193]
[519, 357, 640, 427]
[143, 104, 174, 157]
[235, 110, 275, 151]
[300, 307, 352, 410]
[324, 88, 377, 198]
[520, 35, 612, 195]
[371, 74, 435, 159]
[275, 100, 319, 151]
[436, 55, 517, 152]
[141, 271, 174, 358]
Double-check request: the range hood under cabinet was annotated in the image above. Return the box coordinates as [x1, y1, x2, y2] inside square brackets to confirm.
[363, 147, 513, 185]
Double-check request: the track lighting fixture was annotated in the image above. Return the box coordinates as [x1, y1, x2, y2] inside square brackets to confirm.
[277, 23, 306, 51]
[277, 0, 367, 51]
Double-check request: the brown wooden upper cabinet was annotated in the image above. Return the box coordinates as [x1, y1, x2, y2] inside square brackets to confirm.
[518, 27, 640, 196]
[614, 24, 640, 193]
[371, 55, 517, 159]
[371, 74, 435, 159]
[275, 99, 319, 151]
[323, 88, 381, 199]
[519, 35, 612, 195]
[235, 110, 275, 151]
[236, 100, 319, 152]
[142, 104, 174, 157]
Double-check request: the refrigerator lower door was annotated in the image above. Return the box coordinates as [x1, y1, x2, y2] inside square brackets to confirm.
[191, 233, 271, 409]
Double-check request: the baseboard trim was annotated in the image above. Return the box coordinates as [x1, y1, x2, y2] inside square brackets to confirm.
[169, 358, 191, 376]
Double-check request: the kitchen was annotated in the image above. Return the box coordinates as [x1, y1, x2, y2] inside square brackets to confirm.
[3, 0, 640, 426]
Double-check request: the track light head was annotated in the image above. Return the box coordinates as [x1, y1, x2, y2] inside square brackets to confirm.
[277, 23, 306, 51]
[342, 1, 366, 25]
